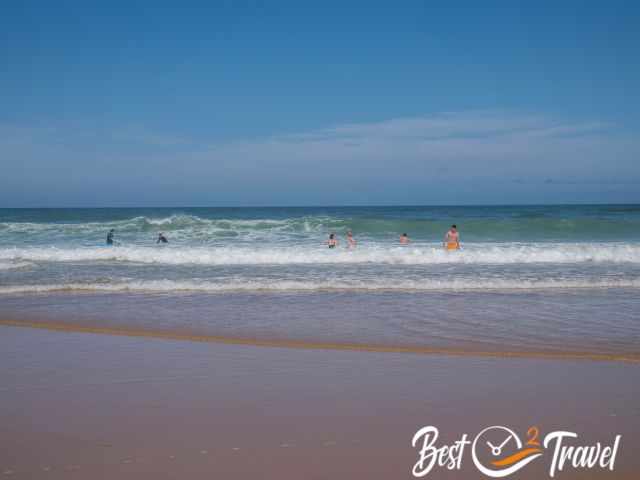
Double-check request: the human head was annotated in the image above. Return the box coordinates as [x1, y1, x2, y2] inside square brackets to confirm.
[402, 233, 407, 237]
[109, 229, 114, 233]
[329, 233, 334, 239]
[451, 225, 457, 230]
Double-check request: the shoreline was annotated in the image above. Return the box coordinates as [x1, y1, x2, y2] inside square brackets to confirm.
[2, 282, 640, 294]
[2, 319, 639, 364]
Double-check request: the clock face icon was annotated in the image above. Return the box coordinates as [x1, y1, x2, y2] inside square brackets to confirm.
[472, 426, 543, 478]
[486, 431, 515, 457]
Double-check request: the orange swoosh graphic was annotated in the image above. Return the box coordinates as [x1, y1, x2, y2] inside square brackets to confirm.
[492, 448, 542, 467]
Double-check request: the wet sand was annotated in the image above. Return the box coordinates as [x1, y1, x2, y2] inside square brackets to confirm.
[1, 318, 638, 363]
[1, 324, 639, 479]
[1, 289, 639, 360]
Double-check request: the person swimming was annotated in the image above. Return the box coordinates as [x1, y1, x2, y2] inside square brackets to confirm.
[327, 233, 338, 248]
[443, 225, 460, 250]
[157, 232, 168, 244]
[346, 230, 356, 249]
[106, 229, 115, 245]
[399, 233, 410, 245]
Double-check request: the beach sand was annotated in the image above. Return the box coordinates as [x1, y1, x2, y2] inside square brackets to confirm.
[1, 323, 639, 479]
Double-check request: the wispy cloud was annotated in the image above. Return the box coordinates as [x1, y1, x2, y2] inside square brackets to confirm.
[267, 111, 611, 144]
[1, 110, 638, 205]
[192, 110, 632, 178]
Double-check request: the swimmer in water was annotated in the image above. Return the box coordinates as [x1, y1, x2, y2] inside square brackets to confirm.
[443, 224, 460, 250]
[106, 229, 115, 245]
[326, 233, 338, 248]
[157, 232, 168, 244]
[346, 230, 356, 249]
[399, 233, 410, 244]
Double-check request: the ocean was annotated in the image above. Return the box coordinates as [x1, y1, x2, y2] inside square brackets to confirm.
[1, 205, 639, 358]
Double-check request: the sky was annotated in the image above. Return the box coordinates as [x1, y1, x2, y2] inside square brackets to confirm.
[1, 1, 639, 207]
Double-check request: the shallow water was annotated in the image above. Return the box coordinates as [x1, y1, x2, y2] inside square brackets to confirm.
[2, 205, 640, 293]
[1, 205, 638, 357]
[1, 289, 638, 359]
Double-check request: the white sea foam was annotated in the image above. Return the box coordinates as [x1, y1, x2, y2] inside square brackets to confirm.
[0, 215, 323, 235]
[1, 243, 639, 266]
[1, 277, 639, 295]
[0, 261, 33, 271]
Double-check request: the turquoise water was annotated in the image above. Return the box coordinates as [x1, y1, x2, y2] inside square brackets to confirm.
[2, 205, 640, 244]
[1, 205, 639, 293]
[1, 205, 638, 355]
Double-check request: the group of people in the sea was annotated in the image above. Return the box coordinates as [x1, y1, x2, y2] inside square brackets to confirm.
[106, 225, 461, 250]
[106, 229, 168, 246]
[325, 224, 461, 250]
[326, 230, 358, 249]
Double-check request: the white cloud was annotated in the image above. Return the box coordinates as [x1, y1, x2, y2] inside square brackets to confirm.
[189, 110, 632, 179]
[1, 110, 638, 206]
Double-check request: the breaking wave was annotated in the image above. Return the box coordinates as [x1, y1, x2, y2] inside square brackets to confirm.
[1, 243, 639, 266]
[0, 215, 326, 235]
[2, 211, 640, 241]
[2, 277, 639, 294]
[0, 260, 33, 271]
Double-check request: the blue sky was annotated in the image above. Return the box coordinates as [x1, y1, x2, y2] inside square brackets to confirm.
[1, 1, 639, 206]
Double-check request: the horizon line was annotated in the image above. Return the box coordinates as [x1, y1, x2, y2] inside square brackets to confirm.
[1, 201, 639, 210]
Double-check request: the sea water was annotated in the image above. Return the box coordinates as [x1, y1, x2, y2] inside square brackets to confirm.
[1, 205, 638, 356]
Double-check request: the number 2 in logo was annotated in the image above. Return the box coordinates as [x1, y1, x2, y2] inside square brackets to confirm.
[526, 426, 540, 447]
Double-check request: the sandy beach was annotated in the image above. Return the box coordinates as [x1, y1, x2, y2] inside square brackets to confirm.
[2, 206, 638, 479]
[3, 0, 640, 477]
[1, 323, 638, 479]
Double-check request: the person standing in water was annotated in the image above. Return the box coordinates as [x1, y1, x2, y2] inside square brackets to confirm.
[399, 233, 410, 244]
[443, 225, 460, 250]
[157, 232, 168, 244]
[346, 230, 356, 249]
[326, 233, 338, 248]
[106, 229, 115, 245]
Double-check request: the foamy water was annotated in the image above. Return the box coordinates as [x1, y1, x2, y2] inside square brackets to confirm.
[1, 242, 640, 265]
[1, 205, 639, 294]
[2, 277, 640, 295]
[1, 206, 638, 356]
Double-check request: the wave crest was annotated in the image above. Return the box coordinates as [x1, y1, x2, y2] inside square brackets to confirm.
[1, 243, 639, 265]
[3, 212, 640, 241]
[2, 277, 639, 294]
